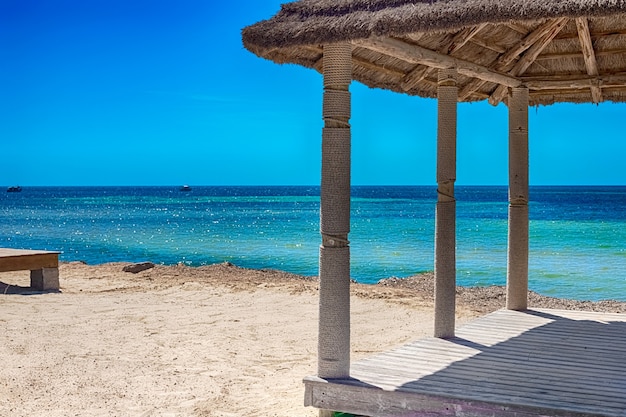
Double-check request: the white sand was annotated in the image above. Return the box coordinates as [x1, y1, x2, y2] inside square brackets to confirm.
[0, 262, 481, 417]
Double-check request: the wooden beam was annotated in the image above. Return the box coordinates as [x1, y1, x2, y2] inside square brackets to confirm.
[459, 18, 568, 101]
[522, 72, 626, 90]
[446, 24, 489, 55]
[496, 19, 571, 71]
[352, 37, 521, 89]
[530, 86, 626, 101]
[507, 18, 569, 76]
[555, 27, 626, 40]
[489, 18, 569, 105]
[536, 48, 626, 60]
[576, 17, 603, 103]
[401, 24, 487, 92]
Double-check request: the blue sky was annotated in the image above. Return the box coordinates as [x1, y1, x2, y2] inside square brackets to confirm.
[1, 0, 625, 186]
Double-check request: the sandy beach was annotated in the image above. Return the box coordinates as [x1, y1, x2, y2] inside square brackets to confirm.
[1, 262, 624, 417]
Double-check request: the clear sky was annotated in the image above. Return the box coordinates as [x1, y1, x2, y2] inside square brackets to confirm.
[2, 0, 625, 186]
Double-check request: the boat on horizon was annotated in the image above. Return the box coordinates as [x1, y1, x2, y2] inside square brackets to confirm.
[7, 186, 22, 193]
[180, 185, 192, 192]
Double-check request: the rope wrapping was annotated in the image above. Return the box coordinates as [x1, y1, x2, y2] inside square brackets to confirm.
[434, 68, 458, 339]
[318, 42, 352, 383]
[507, 87, 530, 311]
[509, 87, 529, 205]
[323, 43, 352, 89]
[436, 70, 458, 186]
[323, 89, 351, 128]
[318, 245, 351, 378]
[321, 128, 351, 235]
[434, 200, 456, 338]
[507, 204, 529, 310]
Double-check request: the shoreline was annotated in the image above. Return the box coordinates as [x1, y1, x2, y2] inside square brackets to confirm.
[5, 260, 623, 313]
[1, 261, 624, 417]
[63, 260, 626, 313]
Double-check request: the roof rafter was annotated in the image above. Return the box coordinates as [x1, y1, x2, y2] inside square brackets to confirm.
[468, 37, 507, 54]
[401, 24, 488, 92]
[537, 48, 626, 60]
[575, 17, 603, 103]
[555, 27, 626, 40]
[459, 18, 569, 101]
[523, 72, 626, 90]
[352, 37, 522, 89]
[488, 17, 569, 105]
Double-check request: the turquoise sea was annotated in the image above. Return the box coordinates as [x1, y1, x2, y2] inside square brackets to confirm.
[1, 186, 625, 301]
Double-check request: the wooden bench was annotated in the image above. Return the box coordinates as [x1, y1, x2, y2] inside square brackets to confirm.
[0, 248, 60, 291]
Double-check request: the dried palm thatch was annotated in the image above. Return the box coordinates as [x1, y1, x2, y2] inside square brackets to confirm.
[242, 0, 626, 105]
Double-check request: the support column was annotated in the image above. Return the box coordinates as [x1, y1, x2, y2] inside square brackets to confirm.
[434, 69, 458, 338]
[506, 87, 529, 311]
[318, 43, 352, 391]
[30, 267, 60, 291]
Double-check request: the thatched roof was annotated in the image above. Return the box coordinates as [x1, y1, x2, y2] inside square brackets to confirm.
[242, 0, 626, 105]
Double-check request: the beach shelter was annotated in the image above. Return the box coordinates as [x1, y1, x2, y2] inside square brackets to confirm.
[242, 1, 626, 416]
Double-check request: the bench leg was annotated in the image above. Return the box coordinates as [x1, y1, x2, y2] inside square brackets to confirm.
[30, 267, 60, 291]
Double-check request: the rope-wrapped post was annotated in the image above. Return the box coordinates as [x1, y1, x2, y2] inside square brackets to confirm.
[434, 68, 458, 339]
[506, 87, 529, 311]
[318, 43, 352, 386]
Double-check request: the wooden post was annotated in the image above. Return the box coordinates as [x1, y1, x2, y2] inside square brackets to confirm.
[434, 68, 458, 338]
[506, 87, 529, 310]
[318, 42, 352, 388]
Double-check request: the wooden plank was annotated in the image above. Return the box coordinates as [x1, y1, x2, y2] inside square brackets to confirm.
[351, 37, 522, 88]
[0, 248, 59, 257]
[575, 17, 603, 103]
[366, 341, 626, 375]
[352, 367, 625, 400]
[0, 249, 59, 273]
[357, 350, 626, 392]
[354, 342, 623, 383]
[346, 369, 626, 410]
[305, 376, 622, 417]
[305, 377, 582, 417]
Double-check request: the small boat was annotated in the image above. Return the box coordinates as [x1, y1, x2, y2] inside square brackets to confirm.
[180, 185, 192, 192]
[7, 186, 22, 193]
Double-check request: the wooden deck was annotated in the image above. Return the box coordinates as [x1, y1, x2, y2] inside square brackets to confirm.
[304, 309, 626, 417]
